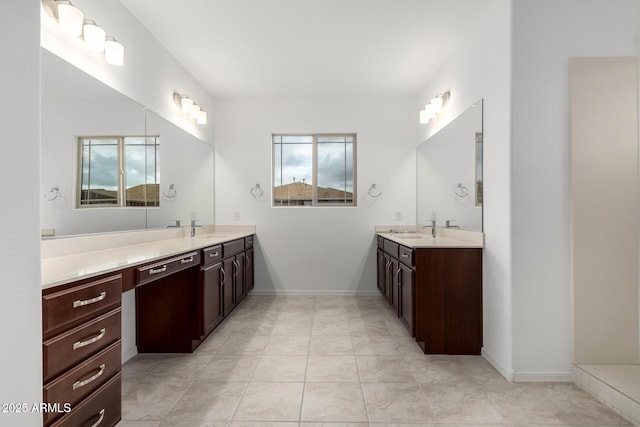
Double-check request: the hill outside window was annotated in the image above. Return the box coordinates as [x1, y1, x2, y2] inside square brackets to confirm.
[77, 136, 160, 208]
[273, 134, 356, 207]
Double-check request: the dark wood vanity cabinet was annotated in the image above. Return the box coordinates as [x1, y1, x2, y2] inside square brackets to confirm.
[201, 261, 224, 337]
[376, 236, 482, 354]
[42, 274, 123, 427]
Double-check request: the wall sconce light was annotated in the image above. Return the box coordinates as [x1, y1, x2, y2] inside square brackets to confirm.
[173, 93, 207, 125]
[42, 0, 124, 66]
[419, 91, 450, 124]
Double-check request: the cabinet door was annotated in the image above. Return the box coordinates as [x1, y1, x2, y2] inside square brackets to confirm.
[202, 262, 223, 336]
[222, 258, 236, 317]
[234, 255, 245, 304]
[398, 262, 414, 336]
[245, 248, 254, 292]
[376, 249, 386, 297]
[384, 254, 394, 306]
[391, 257, 400, 316]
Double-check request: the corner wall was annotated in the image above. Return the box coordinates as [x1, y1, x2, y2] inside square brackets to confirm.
[510, 0, 637, 381]
[417, 0, 514, 379]
[0, 2, 43, 425]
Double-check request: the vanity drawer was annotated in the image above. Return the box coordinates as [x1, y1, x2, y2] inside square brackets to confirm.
[137, 251, 200, 286]
[383, 239, 399, 258]
[245, 235, 254, 248]
[43, 308, 121, 382]
[202, 245, 222, 267]
[43, 275, 122, 336]
[377, 236, 384, 248]
[49, 373, 121, 427]
[398, 246, 415, 267]
[223, 238, 245, 257]
[43, 341, 121, 425]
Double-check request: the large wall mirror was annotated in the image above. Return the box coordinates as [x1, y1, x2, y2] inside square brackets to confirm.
[417, 99, 483, 231]
[40, 49, 214, 237]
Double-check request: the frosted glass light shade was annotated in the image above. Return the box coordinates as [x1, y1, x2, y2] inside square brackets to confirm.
[181, 97, 194, 113]
[419, 109, 429, 124]
[57, 2, 84, 36]
[83, 21, 105, 52]
[424, 103, 436, 119]
[104, 37, 124, 66]
[196, 110, 207, 124]
[431, 96, 443, 113]
[189, 104, 201, 119]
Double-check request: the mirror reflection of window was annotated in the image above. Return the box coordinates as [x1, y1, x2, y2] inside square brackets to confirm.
[78, 136, 160, 208]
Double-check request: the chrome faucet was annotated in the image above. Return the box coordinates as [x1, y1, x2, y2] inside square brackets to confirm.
[424, 220, 437, 238]
[190, 219, 201, 238]
[445, 220, 460, 229]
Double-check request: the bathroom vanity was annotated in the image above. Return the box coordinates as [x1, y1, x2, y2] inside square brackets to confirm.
[40, 226, 255, 427]
[376, 227, 483, 355]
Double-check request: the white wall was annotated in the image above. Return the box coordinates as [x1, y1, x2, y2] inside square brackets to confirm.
[510, 0, 637, 381]
[40, 0, 215, 144]
[214, 96, 417, 293]
[417, 0, 514, 379]
[0, 2, 42, 426]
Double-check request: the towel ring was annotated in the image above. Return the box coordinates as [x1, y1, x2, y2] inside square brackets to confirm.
[250, 183, 264, 200]
[44, 187, 62, 201]
[455, 183, 469, 198]
[163, 184, 177, 199]
[367, 183, 382, 198]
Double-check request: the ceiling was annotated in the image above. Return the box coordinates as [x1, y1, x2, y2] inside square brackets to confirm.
[121, 0, 491, 98]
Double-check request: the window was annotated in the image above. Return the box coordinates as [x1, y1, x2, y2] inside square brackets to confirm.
[273, 134, 356, 206]
[78, 136, 160, 208]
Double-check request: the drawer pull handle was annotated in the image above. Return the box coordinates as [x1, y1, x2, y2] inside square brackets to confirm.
[149, 266, 167, 275]
[90, 409, 105, 427]
[401, 253, 409, 258]
[209, 251, 219, 257]
[181, 256, 194, 264]
[73, 328, 106, 350]
[73, 292, 106, 308]
[72, 364, 105, 390]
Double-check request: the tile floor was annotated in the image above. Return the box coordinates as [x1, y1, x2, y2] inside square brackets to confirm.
[118, 295, 632, 426]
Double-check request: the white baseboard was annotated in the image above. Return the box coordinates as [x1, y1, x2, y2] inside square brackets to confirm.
[250, 289, 381, 296]
[482, 347, 514, 382]
[512, 371, 573, 382]
[122, 346, 137, 364]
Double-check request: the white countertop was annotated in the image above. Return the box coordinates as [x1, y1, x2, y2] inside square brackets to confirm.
[376, 226, 483, 249]
[41, 226, 255, 289]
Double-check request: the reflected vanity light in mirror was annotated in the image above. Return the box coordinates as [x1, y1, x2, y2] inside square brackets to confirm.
[173, 93, 207, 124]
[83, 20, 105, 52]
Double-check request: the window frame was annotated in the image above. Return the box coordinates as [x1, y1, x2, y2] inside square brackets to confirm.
[272, 133, 357, 207]
[76, 135, 160, 209]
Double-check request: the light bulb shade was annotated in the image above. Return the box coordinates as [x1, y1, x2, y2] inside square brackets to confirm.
[189, 104, 201, 119]
[57, 2, 84, 36]
[104, 36, 124, 66]
[424, 104, 436, 119]
[431, 96, 443, 113]
[419, 109, 429, 124]
[181, 97, 194, 113]
[196, 110, 207, 124]
[83, 21, 106, 52]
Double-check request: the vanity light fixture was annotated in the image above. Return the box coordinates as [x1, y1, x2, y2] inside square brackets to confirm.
[173, 92, 207, 125]
[42, 0, 124, 66]
[419, 90, 450, 124]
